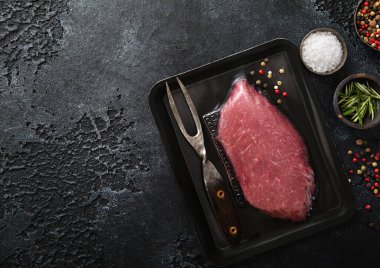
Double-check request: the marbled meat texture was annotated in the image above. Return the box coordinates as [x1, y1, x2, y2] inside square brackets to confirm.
[217, 79, 315, 221]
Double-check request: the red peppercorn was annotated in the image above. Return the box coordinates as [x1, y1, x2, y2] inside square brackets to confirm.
[365, 177, 371, 182]
[348, 169, 354, 174]
[376, 193, 380, 198]
[258, 69, 264, 75]
[362, 158, 367, 163]
[362, 9, 367, 14]
[375, 168, 379, 173]
[365, 204, 371, 210]
[375, 156, 380, 161]
[353, 157, 358, 163]
[364, 1, 369, 6]
[375, 182, 379, 187]
[282, 92, 288, 97]
[355, 152, 360, 157]
[275, 89, 280, 94]
[375, 174, 380, 180]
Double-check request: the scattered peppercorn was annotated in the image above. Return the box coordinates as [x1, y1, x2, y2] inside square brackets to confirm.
[369, 222, 375, 228]
[338, 114, 343, 119]
[353, 157, 358, 163]
[248, 58, 289, 104]
[365, 204, 371, 210]
[373, 162, 378, 167]
[356, 139, 364, 146]
[348, 150, 353, 155]
[358, 169, 363, 175]
[366, 147, 371, 153]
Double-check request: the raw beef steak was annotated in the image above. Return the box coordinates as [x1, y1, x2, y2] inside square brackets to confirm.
[217, 79, 315, 221]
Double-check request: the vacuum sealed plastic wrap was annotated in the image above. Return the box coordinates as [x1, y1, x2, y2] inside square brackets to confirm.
[217, 79, 315, 221]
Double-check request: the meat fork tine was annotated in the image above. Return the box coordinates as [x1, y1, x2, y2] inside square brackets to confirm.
[166, 77, 205, 148]
[175, 77, 202, 134]
[166, 81, 193, 143]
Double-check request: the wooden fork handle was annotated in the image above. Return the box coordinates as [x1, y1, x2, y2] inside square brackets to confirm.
[203, 160, 240, 243]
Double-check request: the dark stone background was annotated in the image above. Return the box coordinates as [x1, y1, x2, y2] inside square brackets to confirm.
[1, 0, 380, 267]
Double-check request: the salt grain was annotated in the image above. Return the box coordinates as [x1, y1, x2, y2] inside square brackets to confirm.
[301, 31, 343, 73]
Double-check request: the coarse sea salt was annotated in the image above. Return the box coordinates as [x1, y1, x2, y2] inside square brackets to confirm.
[301, 31, 343, 73]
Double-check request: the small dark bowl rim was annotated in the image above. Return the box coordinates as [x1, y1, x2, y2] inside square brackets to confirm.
[354, 0, 380, 52]
[299, 28, 348, 75]
[333, 73, 380, 129]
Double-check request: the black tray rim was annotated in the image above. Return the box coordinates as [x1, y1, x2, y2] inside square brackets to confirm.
[148, 38, 356, 266]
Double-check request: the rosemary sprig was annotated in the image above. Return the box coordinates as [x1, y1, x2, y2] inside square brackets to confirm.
[338, 81, 380, 126]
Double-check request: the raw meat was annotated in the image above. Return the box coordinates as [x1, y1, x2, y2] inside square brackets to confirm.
[217, 79, 315, 221]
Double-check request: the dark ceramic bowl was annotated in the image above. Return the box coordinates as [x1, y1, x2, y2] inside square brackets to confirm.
[300, 28, 347, 75]
[334, 73, 380, 129]
[354, 0, 380, 52]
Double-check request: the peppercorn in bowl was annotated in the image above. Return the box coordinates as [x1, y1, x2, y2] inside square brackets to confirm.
[334, 74, 380, 129]
[355, 0, 380, 51]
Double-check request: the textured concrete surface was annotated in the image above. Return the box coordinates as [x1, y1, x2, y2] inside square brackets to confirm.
[0, 0, 380, 267]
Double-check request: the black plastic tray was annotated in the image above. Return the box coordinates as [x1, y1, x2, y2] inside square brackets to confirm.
[149, 39, 355, 266]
